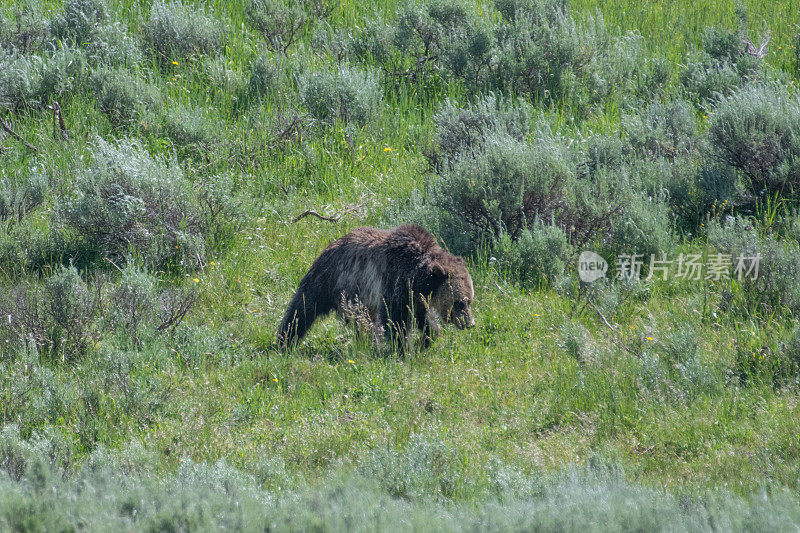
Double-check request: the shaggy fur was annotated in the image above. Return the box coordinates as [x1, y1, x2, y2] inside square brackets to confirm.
[277, 225, 475, 350]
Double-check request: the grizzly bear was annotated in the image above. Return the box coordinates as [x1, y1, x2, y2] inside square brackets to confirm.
[277, 225, 475, 350]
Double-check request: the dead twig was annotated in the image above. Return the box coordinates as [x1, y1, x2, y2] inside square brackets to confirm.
[267, 112, 313, 151]
[0, 121, 38, 152]
[292, 196, 369, 223]
[589, 301, 636, 355]
[590, 301, 616, 332]
[49, 102, 68, 140]
[157, 288, 198, 332]
[104, 256, 124, 273]
[742, 30, 771, 58]
[292, 210, 341, 223]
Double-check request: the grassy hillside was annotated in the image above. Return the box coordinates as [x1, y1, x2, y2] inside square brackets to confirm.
[2, 0, 800, 529]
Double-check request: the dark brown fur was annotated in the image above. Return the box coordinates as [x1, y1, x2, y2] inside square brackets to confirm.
[277, 225, 475, 350]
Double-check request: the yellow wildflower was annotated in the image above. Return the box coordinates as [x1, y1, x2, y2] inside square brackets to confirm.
[172, 60, 179, 65]
[384, 147, 392, 152]
[193, 278, 200, 283]
[348, 360, 355, 364]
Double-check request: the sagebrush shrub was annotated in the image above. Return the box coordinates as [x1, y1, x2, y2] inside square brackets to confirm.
[40, 46, 88, 103]
[681, 25, 765, 108]
[423, 122, 623, 256]
[0, 47, 86, 111]
[0, 0, 50, 53]
[707, 83, 800, 202]
[607, 194, 674, 264]
[144, 0, 225, 62]
[359, 435, 462, 500]
[248, 54, 282, 102]
[90, 67, 161, 126]
[557, 322, 594, 364]
[732, 325, 800, 387]
[163, 104, 218, 148]
[107, 262, 157, 342]
[301, 64, 382, 126]
[709, 216, 800, 316]
[195, 172, 246, 247]
[206, 56, 246, 101]
[492, 2, 654, 114]
[0, 283, 49, 353]
[0, 166, 47, 225]
[57, 137, 205, 269]
[0, 49, 40, 110]
[623, 99, 699, 161]
[342, 17, 394, 65]
[340, 0, 492, 94]
[430, 94, 531, 172]
[494, 222, 573, 287]
[83, 22, 142, 66]
[394, 0, 492, 89]
[245, 0, 331, 54]
[0, 218, 60, 276]
[50, 0, 108, 45]
[45, 265, 99, 359]
[619, 99, 708, 228]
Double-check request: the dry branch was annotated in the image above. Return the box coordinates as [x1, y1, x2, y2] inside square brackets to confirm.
[291, 196, 370, 223]
[742, 30, 771, 58]
[50, 102, 68, 140]
[0, 121, 38, 152]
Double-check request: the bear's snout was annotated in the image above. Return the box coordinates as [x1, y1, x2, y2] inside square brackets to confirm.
[455, 313, 475, 329]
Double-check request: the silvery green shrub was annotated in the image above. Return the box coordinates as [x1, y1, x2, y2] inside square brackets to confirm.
[90, 67, 161, 126]
[682, 24, 764, 108]
[301, 64, 382, 127]
[607, 194, 674, 264]
[245, 0, 331, 54]
[709, 216, 800, 316]
[58, 137, 205, 269]
[248, 54, 283, 101]
[431, 94, 531, 172]
[708, 83, 800, 202]
[0, 46, 86, 110]
[0, 166, 47, 225]
[425, 124, 622, 256]
[144, 0, 225, 62]
[492, 0, 655, 114]
[163, 104, 218, 148]
[50, 0, 108, 45]
[495, 222, 572, 287]
[107, 262, 157, 342]
[83, 22, 142, 66]
[45, 265, 100, 359]
[0, 0, 50, 53]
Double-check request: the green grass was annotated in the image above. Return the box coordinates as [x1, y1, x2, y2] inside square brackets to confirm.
[572, 0, 799, 73]
[2, 0, 800, 528]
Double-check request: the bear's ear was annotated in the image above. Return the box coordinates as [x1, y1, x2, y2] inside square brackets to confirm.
[429, 260, 447, 279]
[427, 260, 449, 287]
[415, 259, 448, 295]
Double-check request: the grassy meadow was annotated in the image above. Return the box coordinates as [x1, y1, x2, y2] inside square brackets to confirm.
[2, 0, 800, 529]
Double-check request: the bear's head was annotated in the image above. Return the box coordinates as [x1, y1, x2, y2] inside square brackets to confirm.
[429, 257, 475, 330]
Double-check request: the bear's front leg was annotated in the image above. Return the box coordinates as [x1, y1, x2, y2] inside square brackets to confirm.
[371, 313, 385, 350]
[414, 305, 440, 349]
